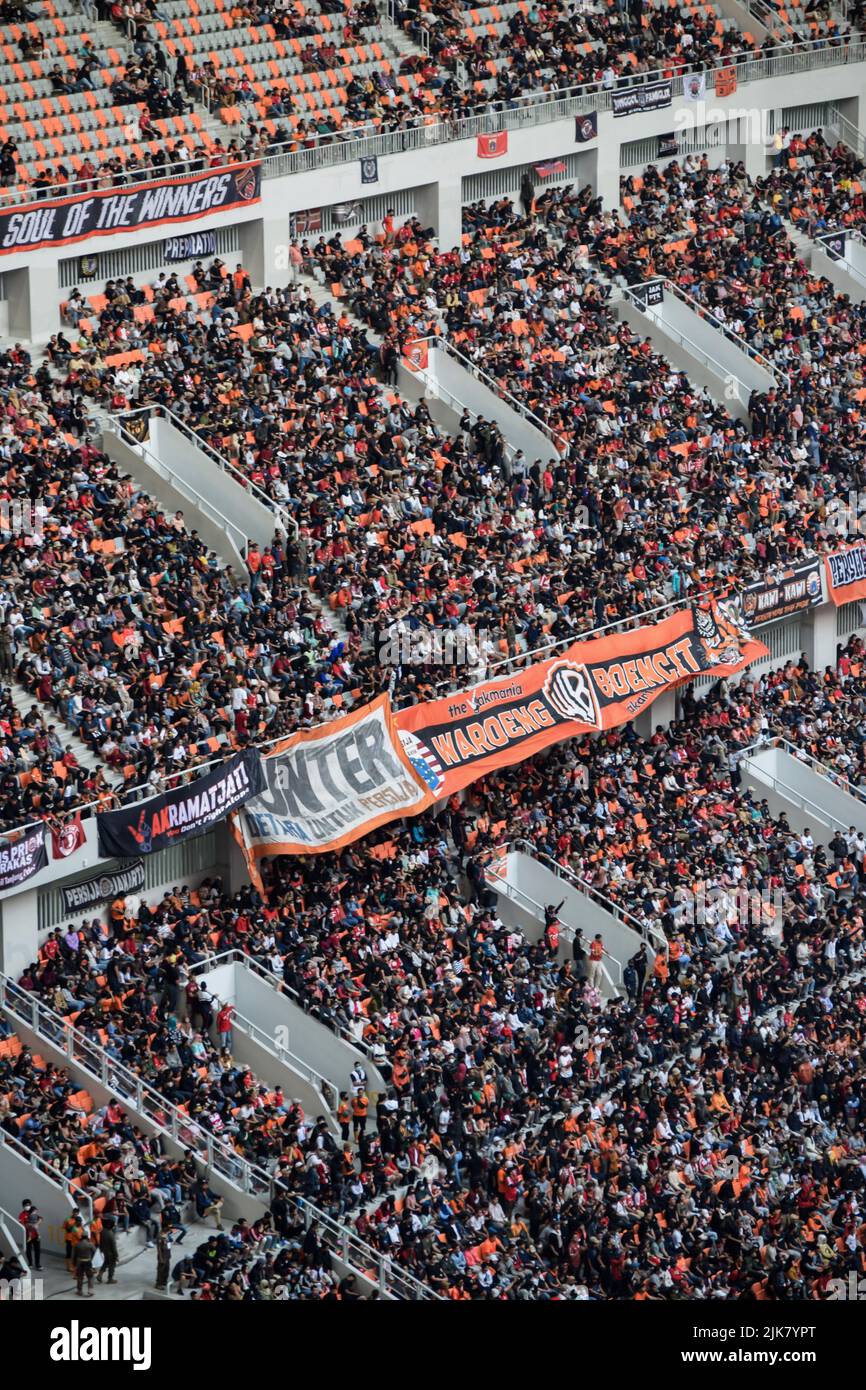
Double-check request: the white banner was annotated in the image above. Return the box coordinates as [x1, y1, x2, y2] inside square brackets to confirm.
[238, 694, 430, 859]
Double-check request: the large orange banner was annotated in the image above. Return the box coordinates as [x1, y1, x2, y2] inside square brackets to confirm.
[236, 602, 767, 861]
[394, 602, 768, 802]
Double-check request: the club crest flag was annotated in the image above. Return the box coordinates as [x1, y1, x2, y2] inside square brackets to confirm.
[477, 131, 508, 158]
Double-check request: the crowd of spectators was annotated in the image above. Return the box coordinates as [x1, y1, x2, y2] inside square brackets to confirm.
[6, 101, 866, 1298]
[412, 0, 750, 99]
[7, 150, 866, 804]
[12, 626, 866, 1296]
[1, 0, 865, 201]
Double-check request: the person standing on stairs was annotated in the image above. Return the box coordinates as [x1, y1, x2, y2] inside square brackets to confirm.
[0, 622, 14, 677]
[97, 1217, 119, 1286]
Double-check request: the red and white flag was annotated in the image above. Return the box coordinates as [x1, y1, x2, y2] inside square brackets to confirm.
[52, 814, 85, 859]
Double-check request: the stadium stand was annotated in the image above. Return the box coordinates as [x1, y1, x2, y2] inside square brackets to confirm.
[10, 633, 866, 1297]
[413, 0, 749, 97]
[0, 0, 214, 195]
[4, 0, 866, 1318]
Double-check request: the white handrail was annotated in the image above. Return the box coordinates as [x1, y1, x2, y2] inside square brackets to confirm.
[109, 417, 251, 561]
[0, 973, 435, 1299]
[191, 949, 377, 1061]
[2, 35, 864, 214]
[775, 735, 866, 805]
[110, 404, 294, 536]
[482, 852, 625, 987]
[621, 284, 752, 401]
[738, 751, 852, 833]
[659, 278, 784, 384]
[439, 338, 569, 453]
[228, 1003, 338, 1112]
[506, 838, 667, 950]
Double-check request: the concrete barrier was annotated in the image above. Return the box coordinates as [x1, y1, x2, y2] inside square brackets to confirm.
[740, 745, 866, 839]
[485, 849, 657, 994]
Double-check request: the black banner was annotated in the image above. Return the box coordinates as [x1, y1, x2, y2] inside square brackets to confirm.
[575, 112, 598, 143]
[612, 81, 672, 118]
[165, 230, 217, 262]
[62, 859, 146, 915]
[97, 749, 264, 858]
[819, 230, 846, 262]
[739, 560, 824, 627]
[360, 156, 379, 184]
[0, 163, 261, 257]
[631, 278, 665, 309]
[658, 132, 679, 157]
[0, 828, 47, 891]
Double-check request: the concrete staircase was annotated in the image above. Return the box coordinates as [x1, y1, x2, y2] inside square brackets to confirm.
[5, 674, 110, 787]
[39, 1211, 216, 1302]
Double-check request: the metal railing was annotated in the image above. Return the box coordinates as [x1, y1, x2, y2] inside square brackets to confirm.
[0, 1203, 25, 1262]
[738, 750, 852, 833]
[230, 1005, 338, 1114]
[621, 284, 752, 403]
[0, 36, 862, 215]
[108, 414, 252, 562]
[827, 101, 866, 157]
[483, 854, 622, 991]
[509, 838, 667, 951]
[0, 1124, 84, 1219]
[410, 341, 520, 460]
[110, 403, 294, 537]
[0, 973, 436, 1299]
[659, 278, 784, 385]
[746, 0, 781, 35]
[774, 735, 866, 805]
[0, 973, 273, 1202]
[192, 949, 377, 1062]
[437, 338, 568, 453]
[809, 223, 866, 293]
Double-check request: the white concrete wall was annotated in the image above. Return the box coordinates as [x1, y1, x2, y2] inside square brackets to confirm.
[1, 53, 864, 339]
[635, 285, 775, 407]
[491, 849, 655, 977]
[0, 1136, 74, 1254]
[148, 415, 284, 550]
[200, 959, 386, 1096]
[809, 240, 866, 300]
[103, 427, 248, 572]
[741, 746, 866, 838]
[424, 345, 555, 463]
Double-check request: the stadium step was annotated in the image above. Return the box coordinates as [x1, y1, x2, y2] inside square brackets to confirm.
[0, 974, 436, 1300]
[4, 675, 110, 789]
[481, 842, 654, 996]
[35, 1211, 214, 1301]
